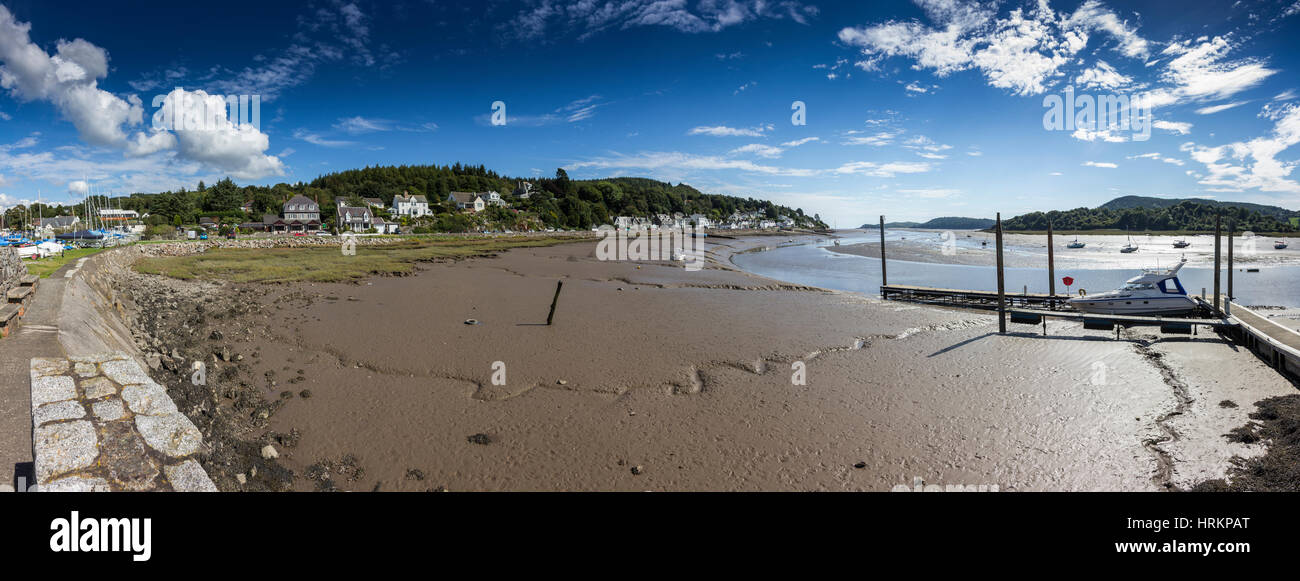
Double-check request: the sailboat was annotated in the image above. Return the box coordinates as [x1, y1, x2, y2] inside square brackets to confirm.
[1066, 237, 1085, 249]
[1172, 238, 1191, 248]
[1120, 230, 1138, 253]
[1276, 240, 1289, 250]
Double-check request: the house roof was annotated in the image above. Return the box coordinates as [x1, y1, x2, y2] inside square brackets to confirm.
[395, 194, 428, 204]
[38, 216, 78, 228]
[339, 206, 372, 222]
[447, 192, 482, 204]
[362, 197, 384, 206]
[284, 195, 319, 212]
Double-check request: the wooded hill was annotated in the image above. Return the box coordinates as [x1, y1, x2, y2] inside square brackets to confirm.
[5, 164, 826, 232]
[1004, 198, 1297, 232]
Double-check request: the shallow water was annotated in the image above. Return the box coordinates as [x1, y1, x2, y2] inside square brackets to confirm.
[732, 230, 1300, 308]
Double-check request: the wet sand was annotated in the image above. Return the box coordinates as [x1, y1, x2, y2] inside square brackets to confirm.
[141, 235, 1296, 491]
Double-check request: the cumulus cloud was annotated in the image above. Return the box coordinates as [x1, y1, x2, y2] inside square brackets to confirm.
[0, 6, 143, 146]
[0, 7, 283, 180]
[67, 179, 88, 196]
[838, 0, 1148, 96]
[1181, 103, 1300, 193]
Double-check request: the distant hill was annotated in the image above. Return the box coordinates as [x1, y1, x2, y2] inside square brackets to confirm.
[1099, 195, 1298, 221]
[861, 217, 993, 229]
[1005, 197, 1297, 232]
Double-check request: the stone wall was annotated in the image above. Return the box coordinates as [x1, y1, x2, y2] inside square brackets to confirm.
[0, 247, 23, 295]
[30, 353, 216, 491]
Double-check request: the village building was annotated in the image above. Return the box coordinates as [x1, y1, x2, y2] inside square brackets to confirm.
[391, 192, 430, 217]
[37, 215, 79, 236]
[337, 201, 374, 233]
[371, 216, 400, 234]
[260, 195, 321, 233]
[361, 197, 385, 210]
[447, 192, 485, 213]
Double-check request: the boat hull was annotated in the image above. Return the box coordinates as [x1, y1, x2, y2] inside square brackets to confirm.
[1068, 296, 1197, 316]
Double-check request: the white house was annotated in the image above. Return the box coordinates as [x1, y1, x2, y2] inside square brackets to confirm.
[689, 214, 713, 228]
[337, 201, 373, 233]
[392, 192, 430, 218]
[478, 191, 507, 207]
[513, 181, 535, 199]
[370, 216, 400, 234]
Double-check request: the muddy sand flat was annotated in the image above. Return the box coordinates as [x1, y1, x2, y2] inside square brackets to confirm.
[129, 237, 1296, 491]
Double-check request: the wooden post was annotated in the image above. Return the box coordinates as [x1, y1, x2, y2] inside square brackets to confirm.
[546, 280, 563, 325]
[995, 213, 1006, 334]
[879, 215, 887, 287]
[1047, 218, 1056, 309]
[1226, 222, 1234, 316]
[1213, 214, 1222, 314]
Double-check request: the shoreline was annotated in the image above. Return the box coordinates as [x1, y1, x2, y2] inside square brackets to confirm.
[104, 236, 1297, 491]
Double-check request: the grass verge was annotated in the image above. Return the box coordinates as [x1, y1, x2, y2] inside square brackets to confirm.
[24, 247, 106, 278]
[134, 236, 583, 283]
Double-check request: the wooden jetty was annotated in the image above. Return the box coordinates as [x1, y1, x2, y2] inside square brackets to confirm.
[872, 214, 1300, 380]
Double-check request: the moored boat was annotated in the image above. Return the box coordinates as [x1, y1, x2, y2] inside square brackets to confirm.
[1067, 259, 1197, 315]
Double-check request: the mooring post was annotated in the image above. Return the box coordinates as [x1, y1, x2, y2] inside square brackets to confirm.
[996, 212, 1006, 334]
[1213, 214, 1222, 314]
[879, 215, 887, 288]
[1226, 222, 1234, 317]
[1047, 218, 1056, 310]
[546, 280, 564, 325]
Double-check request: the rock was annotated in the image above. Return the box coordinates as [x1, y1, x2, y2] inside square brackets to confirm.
[91, 399, 127, 421]
[556, 379, 568, 385]
[164, 460, 218, 492]
[40, 476, 111, 492]
[261, 444, 279, 459]
[467, 433, 492, 445]
[631, 465, 644, 475]
[236, 473, 247, 485]
[34, 421, 99, 482]
[135, 412, 202, 458]
[33, 400, 87, 427]
[853, 462, 866, 469]
[121, 382, 179, 416]
[30, 375, 77, 407]
[81, 376, 118, 400]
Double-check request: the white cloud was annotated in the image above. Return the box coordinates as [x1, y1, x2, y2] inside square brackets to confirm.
[834, 160, 933, 177]
[838, 0, 1149, 96]
[781, 137, 820, 147]
[730, 143, 784, 158]
[333, 116, 440, 134]
[1153, 120, 1192, 135]
[1127, 152, 1183, 166]
[293, 128, 356, 148]
[0, 6, 143, 146]
[1083, 161, 1118, 168]
[67, 179, 88, 196]
[1195, 101, 1247, 115]
[688, 124, 773, 137]
[506, 0, 819, 41]
[1181, 103, 1300, 193]
[1159, 36, 1275, 104]
[1074, 60, 1131, 89]
[0, 8, 282, 180]
[843, 129, 901, 146]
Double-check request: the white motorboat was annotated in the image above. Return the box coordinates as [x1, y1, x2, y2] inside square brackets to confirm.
[1068, 259, 1197, 315]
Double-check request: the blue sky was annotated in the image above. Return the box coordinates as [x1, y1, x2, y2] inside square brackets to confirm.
[1, 0, 1299, 226]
